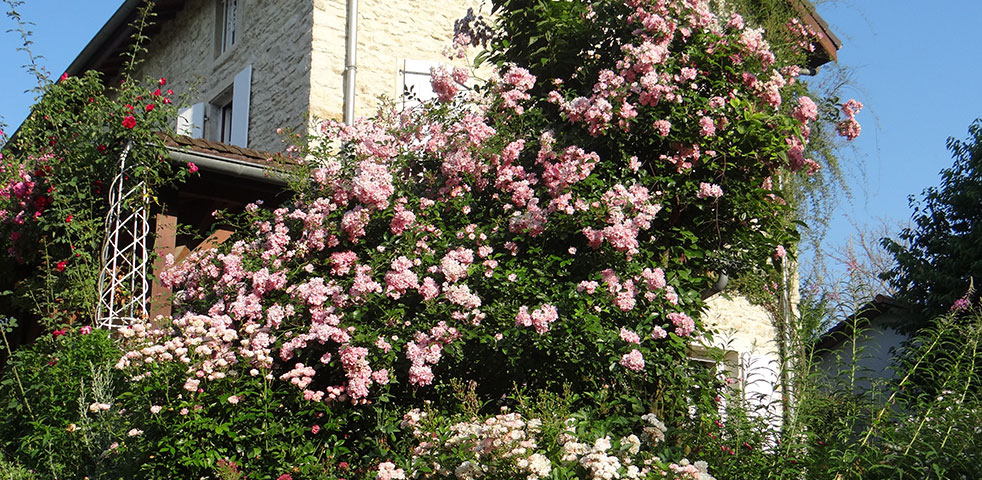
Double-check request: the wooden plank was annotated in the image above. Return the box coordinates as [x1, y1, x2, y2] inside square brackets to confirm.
[193, 229, 235, 253]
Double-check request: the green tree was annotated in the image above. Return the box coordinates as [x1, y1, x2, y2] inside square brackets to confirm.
[882, 119, 982, 321]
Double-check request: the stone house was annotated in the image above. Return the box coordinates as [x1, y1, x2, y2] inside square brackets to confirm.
[67, 0, 483, 152]
[65, 0, 841, 406]
[814, 295, 915, 392]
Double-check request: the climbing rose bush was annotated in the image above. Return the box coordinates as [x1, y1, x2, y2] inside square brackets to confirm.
[111, 0, 860, 475]
[0, 72, 185, 327]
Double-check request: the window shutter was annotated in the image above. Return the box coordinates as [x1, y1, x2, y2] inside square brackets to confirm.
[230, 65, 252, 147]
[401, 59, 440, 109]
[177, 102, 205, 138]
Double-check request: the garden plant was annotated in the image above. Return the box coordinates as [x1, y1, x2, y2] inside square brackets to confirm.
[8, 0, 957, 479]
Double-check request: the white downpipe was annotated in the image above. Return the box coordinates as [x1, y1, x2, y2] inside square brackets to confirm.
[343, 0, 359, 126]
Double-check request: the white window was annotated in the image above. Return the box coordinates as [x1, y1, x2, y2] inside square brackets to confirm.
[400, 59, 440, 109]
[180, 65, 252, 148]
[219, 103, 234, 143]
[689, 347, 742, 390]
[229, 65, 251, 147]
[217, 0, 238, 56]
[177, 103, 205, 138]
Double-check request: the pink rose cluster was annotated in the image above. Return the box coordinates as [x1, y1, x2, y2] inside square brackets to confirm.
[696, 182, 723, 200]
[836, 99, 863, 141]
[429, 64, 468, 103]
[515, 304, 559, 334]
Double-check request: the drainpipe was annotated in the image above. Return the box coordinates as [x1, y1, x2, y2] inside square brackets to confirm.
[343, 0, 359, 126]
[700, 273, 729, 300]
[166, 148, 287, 185]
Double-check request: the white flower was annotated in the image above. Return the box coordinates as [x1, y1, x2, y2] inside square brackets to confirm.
[523, 453, 552, 479]
[621, 434, 641, 455]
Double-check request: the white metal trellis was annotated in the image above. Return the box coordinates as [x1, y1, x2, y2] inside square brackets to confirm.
[96, 141, 151, 329]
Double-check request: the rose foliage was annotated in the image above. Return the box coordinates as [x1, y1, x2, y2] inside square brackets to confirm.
[0, 71, 186, 327]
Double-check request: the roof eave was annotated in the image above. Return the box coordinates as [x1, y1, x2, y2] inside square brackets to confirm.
[793, 0, 843, 69]
[65, 0, 144, 77]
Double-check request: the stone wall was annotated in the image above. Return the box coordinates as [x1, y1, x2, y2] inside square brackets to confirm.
[704, 295, 779, 357]
[309, 0, 486, 124]
[128, 0, 314, 153]
[703, 294, 784, 422]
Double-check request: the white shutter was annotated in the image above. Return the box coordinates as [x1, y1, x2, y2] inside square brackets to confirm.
[176, 103, 205, 138]
[401, 59, 440, 109]
[230, 65, 252, 147]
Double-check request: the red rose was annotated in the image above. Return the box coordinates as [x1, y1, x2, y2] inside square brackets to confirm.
[159, 77, 167, 86]
[55, 260, 67, 272]
[52, 329, 66, 338]
[145, 104, 155, 112]
[65, 214, 72, 223]
[122, 116, 137, 129]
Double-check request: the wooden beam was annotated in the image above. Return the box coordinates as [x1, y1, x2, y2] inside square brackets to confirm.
[176, 229, 235, 264]
[792, 0, 842, 67]
[149, 214, 177, 323]
[195, 229, 235, 252]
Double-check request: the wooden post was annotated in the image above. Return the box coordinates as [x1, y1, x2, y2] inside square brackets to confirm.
[149, 214, 177, 323]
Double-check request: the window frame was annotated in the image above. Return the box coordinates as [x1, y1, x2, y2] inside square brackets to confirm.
[216, 0, 238, 57]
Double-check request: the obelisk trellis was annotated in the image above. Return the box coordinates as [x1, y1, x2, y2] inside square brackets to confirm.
[96, 141, 151, 329]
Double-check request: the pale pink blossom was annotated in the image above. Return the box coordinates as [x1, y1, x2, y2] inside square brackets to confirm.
[430, 65, 458, 103]
[667, 312, 695, 337]
[377, 461, 406, 480]
[619, 327, 641, 344]
[620, 349, 645, 372]
[699, 116, 715, 137]
[651, 326, 668, 339]
[841, 99, 864, 118]
[653, 119, 671, 136]
[696, 182, 723, 199]
[793, 96, 818, 123]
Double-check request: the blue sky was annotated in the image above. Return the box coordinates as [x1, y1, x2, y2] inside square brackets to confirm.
[1, 0, 979, 284]
[812, 1, 982, 244]
[0, 1, 121, 133]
